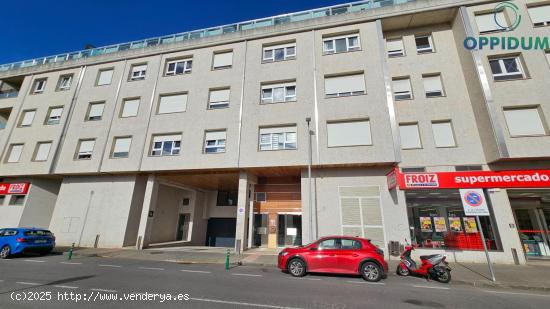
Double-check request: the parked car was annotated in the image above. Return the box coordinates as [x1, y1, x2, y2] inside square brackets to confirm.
[278, 236, 388, 282]
[0, 228, 56, 259]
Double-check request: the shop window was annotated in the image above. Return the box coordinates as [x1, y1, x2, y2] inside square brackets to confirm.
[406, 189, 501, 251]
[216, 191, 238, 206]
[0, 195, 5, 206]
[455, 165, 482, 171]
[9, 195, 26, 206]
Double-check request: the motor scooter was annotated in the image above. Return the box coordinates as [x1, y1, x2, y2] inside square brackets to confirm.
[396, 241, 451, 283]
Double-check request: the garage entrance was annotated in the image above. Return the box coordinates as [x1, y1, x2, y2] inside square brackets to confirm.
[205, 218, 236, 247]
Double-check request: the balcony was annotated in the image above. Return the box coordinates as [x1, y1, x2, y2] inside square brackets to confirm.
[0, 91, 18, 100]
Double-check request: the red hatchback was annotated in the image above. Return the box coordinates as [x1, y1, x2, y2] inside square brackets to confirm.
[278, 236, 388, 282]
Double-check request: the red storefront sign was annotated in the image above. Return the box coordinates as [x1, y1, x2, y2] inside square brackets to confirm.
[0, 183, 30, 195]
[390, 169, 550, 189]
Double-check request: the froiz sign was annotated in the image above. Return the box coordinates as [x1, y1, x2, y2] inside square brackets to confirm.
[404, 173, 439, 188]
[0, 183, 30, 195]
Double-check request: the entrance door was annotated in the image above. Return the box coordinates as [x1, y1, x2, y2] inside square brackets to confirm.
[176, 214, 189, 241]
[253, 214, 268, 247]
[277, 214, 302, 247]
[514, 209, 550, 257]
[205, 218, 236, 247]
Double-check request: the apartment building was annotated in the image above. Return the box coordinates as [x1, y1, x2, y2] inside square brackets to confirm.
[0, 0, 549, 264]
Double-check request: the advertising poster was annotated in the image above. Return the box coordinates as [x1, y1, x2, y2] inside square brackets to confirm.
[434, 217, 447, 232]
[420, 217, 433, 232]
[449, 217, 462, 232]
[463, 217, 478, 233]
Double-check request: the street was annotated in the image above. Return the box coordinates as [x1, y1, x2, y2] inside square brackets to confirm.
[0, 254, 549, 308]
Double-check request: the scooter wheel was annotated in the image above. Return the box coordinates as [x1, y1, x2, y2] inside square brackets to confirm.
[396, 265, 409, 276]
[436, 270, 451, 283]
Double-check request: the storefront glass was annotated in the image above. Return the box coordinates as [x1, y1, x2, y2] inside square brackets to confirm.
[406, 189, 501, 251]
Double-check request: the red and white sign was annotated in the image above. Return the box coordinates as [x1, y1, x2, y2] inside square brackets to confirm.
[391, 169, 550, 189]
[0, 183, 30, 195]
[386, 169, 398, 190]
[460, 189, 490, 216]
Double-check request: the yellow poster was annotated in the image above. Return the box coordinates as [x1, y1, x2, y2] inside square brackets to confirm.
[463, 217, 478, 233]
[434, 217, 447, 232]
[420, 217, 433, 232]
[449, 217, 462, 232]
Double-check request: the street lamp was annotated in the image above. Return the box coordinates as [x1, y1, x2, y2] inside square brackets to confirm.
[305, 117, 316, 241]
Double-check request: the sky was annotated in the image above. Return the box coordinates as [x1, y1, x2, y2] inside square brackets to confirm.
[1, 0, 353, 64]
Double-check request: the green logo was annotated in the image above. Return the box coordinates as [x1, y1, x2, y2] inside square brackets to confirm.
[494, 1, 521, 31]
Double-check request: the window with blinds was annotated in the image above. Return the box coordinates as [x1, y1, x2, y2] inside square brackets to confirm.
[151, 134, 181, 156]
[528, 5, 550, 27]
[262, 42, 296, 62]
[7, 144, 23, 163]
[32, 79, 47, 94]
[158, 93, 187, 114]
[399, 123, 422, 149]
[121, 98, 140, 118]
[209, 88, 230, 109]
[259, 126, 297, 151]
[432, 121, 456, 148]
[33, 142, 52, 162]
[129, 64, 147, 81]
[475, 11, 507, 33]
[324, 73, 366, 98]
[422, 74, 444, 97]
[261, 82, 296, 104]
[76, 139, 95, 160]
[387, 38, 404, 57]
[97, 69, 114, 86]
[112, 137, 132, 158]
[392, 78, 412, 100]
[204, 130, 226, 153]
[212, 51, 233, 69]
[19, 110, 36, 127]
[46, 107, 63, 125]
[327, 120, 372, 147]
[86, 102, 105, 121]
[503, 106, 547, 136]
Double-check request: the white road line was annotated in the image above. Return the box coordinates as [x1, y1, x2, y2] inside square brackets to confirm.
[345, 280, 385, 285]
[60, 262, 82, 265]
[180, 269, 212, 274]
[231, 273, 263, 277]
[90, 288, 117, 293]
[16, 282, 40, 286]
[190, 297, 302, 309]
[98, 264, 121, 268]
[483, 290, 550, 298]
[54, 285, 78, 289]
[412, 285, 450, 290]
[138, 267, 164, 271]
[305, 278, 321, 281]
[0, 280, 4, 282]
[24, 260, 46, 263]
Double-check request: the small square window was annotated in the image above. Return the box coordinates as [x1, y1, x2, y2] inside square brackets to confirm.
[19, 110, 36, 127]
[392, 78, 412, 100]
[111, 136, 132, 158]
[86, 102, 105, 121]
[6, 144, 23, 163]
[121, 98, 140, 118]
[32, 79, 47, 94]
[129, 64, 147, 81]
[387, 38, 405, 57]
[76, 139, 95, 160]
[97, 69, 114, 86]
[57, 74, 73, 91]
[489, 56, 525, 81]
[46, 107, 63, 125]
[422, 74, 445, 97]
[415, 35, 434, 54]
[204, 130, 226, 153]
[208, 88, 230, 109]
[212, 51, 233, 69]
[33, 141, 52, 162]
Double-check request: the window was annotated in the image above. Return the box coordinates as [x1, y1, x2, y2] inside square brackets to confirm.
[432, 121, 456, 148]
[45, 107, 63, 125]
[216, 191, 238, 206]
[546, 50, 550, 67]
[318, 238, 338, 249]
[259, 126, 297, 151]
[399, 123, 422, 149]
[212, 51, 233, 69]
[6, 144, 23, 163]
[324, 73, 366, 98]
[263, 43, 296, 62]
[19, 110, 36, 127]
[402, 167, 426, 173]
[57, 74, 73, 91]
[158, 93, 187, 114]
[0, 196, 5, 206]
[151, 134, 181, 156]
[323, 34, 360, 54]
[255, 192, 266, 202]
[9, 195, 26, 206]
[455, 165, 483, 171]
[32, 78, 47, 94]
[528, 5, 550, 27]
[76, 139, 95, 160]
[129, 64, 147, 81]
[423, 74, 445, 97]
[341, 239, 362, 249]
[121, 98, 140, 118]
[415, 35, 434, 54]
[97, 69, 114, 86]
[86, 102, 105, 121]
[261, 82, 296, 104]
[112, 137, 132, 158]
[475, 11, 507, 34]
[387, 38, 405, 57]
[165, 59, 192, 75]
[204, 130, 226, 153]
[33, 142, 52, 162]
[327, 120, 372, 147]
[489, 56, 525, 81]
[392, 78, 413, 100]
[208, 88, 230, 109]
[503, 106, 547, 136]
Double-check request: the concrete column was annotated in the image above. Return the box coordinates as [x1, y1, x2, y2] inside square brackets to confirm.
[235, 171, 257, 252]
[136, 175, 159, 249]
[247, 184, 255, 249]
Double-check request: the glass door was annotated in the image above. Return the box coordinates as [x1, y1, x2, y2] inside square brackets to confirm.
[277, 214, 302, 247]
[253, 214, 268, 247]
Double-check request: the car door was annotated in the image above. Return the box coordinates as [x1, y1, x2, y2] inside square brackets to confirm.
[0, 229, 5, 247]
[306, 238, 340, 273]
[336, 238, 364, 274]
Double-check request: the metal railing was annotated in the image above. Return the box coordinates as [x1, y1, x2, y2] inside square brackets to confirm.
[0, 0, 415, 73]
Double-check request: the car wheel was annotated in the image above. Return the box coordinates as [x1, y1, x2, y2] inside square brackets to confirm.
[361, 262, 382, 282]
[0, 245, 10, 259]
[287, 258, 306, 277]
[396, 265, 410, 276]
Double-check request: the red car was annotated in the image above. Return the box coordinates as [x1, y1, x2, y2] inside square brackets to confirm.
[278, 236, 388, 282]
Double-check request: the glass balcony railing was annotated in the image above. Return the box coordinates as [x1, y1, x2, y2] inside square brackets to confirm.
[0, 0, 416, 73]
[0, 91, 18, 99]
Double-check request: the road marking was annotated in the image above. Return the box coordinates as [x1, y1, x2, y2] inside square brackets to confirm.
[60, 262, 82, 265]
[54, 285, 78, 289]
[231, 273, 263, 277]
[412, 285, 450, 290]
[190, 297, 302, 309]
[483, 290, 550, 298]
[98, 264, 121, 268]
[24, 259, 46, 263]
[305, 278, 321, 281]
[16, 282, 40, 286]
[0, 280, 4, 282]
[91, 288, 117, 293]
[346, 280, 385, 285]
[180, 269, 211, 274]
[138, 267, 164, 271]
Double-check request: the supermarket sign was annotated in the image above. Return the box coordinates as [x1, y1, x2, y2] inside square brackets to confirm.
[0, 183, 30, 195]
[389, 169, 550, 189]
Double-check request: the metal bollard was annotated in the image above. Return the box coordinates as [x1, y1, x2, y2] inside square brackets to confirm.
[225, 249, 230, 270]
[68, 243, 75, 260]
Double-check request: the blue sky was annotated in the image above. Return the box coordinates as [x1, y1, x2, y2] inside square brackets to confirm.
[2, 0, 352, 64]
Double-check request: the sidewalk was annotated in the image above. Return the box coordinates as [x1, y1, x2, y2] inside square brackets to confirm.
[55, 246, 550, 291]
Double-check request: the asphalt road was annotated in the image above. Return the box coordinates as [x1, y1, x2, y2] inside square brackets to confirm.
[0, 253, 549, 309]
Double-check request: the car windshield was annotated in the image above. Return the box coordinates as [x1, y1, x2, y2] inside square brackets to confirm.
[23, 230, 52, 236]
